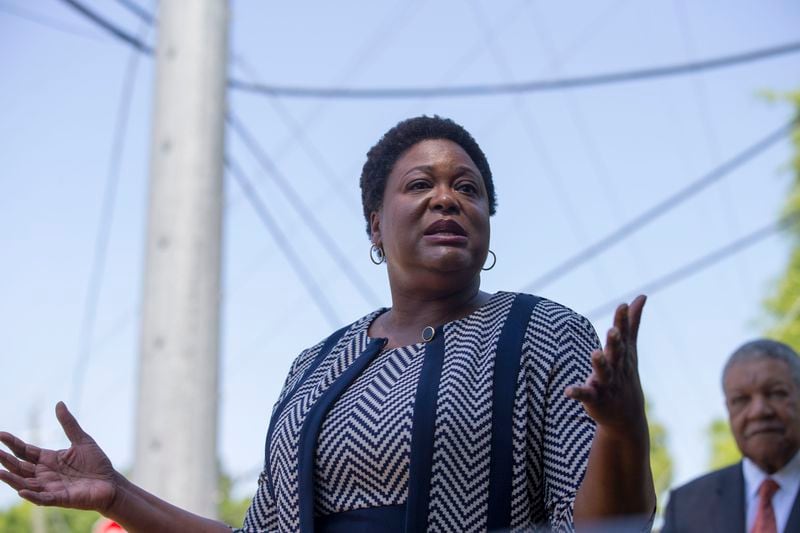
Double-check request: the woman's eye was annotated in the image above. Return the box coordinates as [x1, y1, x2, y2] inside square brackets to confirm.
[456, 182, 478, 194]
[408, 180, 430, 190]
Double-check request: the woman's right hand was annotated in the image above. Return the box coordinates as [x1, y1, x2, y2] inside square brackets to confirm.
[0, 401, 119, 513]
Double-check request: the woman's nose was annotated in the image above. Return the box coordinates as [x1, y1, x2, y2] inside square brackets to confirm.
[431, 188, 459, 213]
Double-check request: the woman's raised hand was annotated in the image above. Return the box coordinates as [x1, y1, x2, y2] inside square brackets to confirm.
[566, 295, 648, 435]
[0, 401, 119, 512]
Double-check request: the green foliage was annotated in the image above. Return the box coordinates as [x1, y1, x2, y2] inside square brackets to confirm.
[0, 500, 30, 533]
[707, 90, 800, 471]
[218, 470, 251, 528]
[707, 418, 742, 469]
[0, 471, 253, 532]
[647, 398, 673, 515]
[0, 501, 102, 533]
[764, 90, 800, 347]
[649, 416, 672, 498]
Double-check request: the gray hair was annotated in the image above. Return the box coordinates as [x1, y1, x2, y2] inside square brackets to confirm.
[722, 338, 800, 390]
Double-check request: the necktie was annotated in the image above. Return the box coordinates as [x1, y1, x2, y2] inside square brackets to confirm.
[751, 478, 780, 533]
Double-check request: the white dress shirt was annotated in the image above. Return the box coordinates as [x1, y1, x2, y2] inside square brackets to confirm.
[743, 450, 800, 533]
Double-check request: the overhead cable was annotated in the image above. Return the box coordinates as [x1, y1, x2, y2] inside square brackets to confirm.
[69, 19, 149, 414]
[225, 158, 342, 328]
[59, 0, 381, 312]
[115, 0, 155, 25]
[521, 119, 797, 294]
[57, 0, 153, 54]
[56, 0, 800, 100]
[229, 41, 800, 99]
[0, 3, 105, 40]
[466, 0, 618, 294]
[227, 112, 383, 308]
[584, 210, 800, 320]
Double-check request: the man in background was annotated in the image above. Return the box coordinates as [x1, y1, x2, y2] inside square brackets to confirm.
[662, 339, 800, 533]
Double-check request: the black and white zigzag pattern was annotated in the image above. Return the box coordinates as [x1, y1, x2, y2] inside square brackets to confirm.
[510, 300, 599, 532]
[426, 292, 515, 532]
[269, 311, 381, 532]
[314, 342, 423, 515]
[240, 338, 331, 533]
[234, 293, 599, 533]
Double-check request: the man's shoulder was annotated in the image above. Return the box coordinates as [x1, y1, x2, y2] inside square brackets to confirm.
[671, 463, 742, 499]
[663, 463, 744, 533]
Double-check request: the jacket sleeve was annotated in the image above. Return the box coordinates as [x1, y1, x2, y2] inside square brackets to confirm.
[232, 338, 329, 532]
[531, 303, 600, 531]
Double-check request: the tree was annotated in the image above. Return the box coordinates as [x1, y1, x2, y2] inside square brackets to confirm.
[764, 92, 800, 346]
[648, 399, 673, 512]
[707, 418, 741, 470]
[218, 470, 252, 527]
[705, 93, 800, 470]
[0, 502, 102, 533]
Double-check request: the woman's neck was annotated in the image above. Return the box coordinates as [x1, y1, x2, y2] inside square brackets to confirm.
[371, 277, 490, 348]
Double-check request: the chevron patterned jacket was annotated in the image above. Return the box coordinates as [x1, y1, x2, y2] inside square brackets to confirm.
[234, 292, 599, 533]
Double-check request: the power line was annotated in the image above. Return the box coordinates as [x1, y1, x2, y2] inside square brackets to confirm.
[241, 0, 426, 179]
[0, 3, 105, 40]
[232, 56, 357, 211]
[56, 0, 153, 54]
[115, 0, 155, 25]
[59, 0, 384, 310]
[57, 0, 380, 333]
[227, 112, 383, 308]
[520, 119, 796, 294]
[522, 0, 699, 378]
[229, 40, 800, 99]
[584, 210, 800, 320]
[55, 0, 800, 101]
[69, 19, 149, 414]
[672, 0, 755, 317]
[466, 0, 618, 295]
[225, 158, 342, 328]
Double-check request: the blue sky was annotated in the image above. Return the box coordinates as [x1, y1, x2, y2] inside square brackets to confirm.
[1, 0, 800, 510]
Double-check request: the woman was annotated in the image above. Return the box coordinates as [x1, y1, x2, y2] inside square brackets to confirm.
[0, 116, 654, 532]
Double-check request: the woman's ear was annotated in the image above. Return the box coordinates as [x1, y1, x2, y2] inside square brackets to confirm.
[369, 210, 382, 244]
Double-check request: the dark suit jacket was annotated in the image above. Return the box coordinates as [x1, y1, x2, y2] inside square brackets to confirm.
[661, 462, 800, 533]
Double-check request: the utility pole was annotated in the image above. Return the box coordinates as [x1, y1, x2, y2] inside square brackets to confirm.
[133, 0, 229, 518]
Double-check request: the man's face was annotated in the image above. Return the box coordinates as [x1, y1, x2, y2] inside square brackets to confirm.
[724, 357, 800, 473]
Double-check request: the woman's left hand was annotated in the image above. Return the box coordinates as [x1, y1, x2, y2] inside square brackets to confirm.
[569, 295, 656, 519]
[565, 294, 647, 435]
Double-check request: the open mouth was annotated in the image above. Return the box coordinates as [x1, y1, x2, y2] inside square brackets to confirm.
[424, 219, 467, 237]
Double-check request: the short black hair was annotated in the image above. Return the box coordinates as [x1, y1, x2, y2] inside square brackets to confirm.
[722, 338, 800, 389]
[359, 115, 497, 237]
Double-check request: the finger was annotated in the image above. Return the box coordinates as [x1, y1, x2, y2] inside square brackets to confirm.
[613, 302, 630, 344]
[0, 432, 41, 464]
[0, 449, 36, 478]
[0, 469, 25, 491]
[0, 468, 42, 492]
[604, 326, 623, 367]
[19, 489, 63, 507]
[628, 294, 646, 345]
[55, 402, 90, 446]
[590, 349, 611, 384]
[565, 384, 598, 404]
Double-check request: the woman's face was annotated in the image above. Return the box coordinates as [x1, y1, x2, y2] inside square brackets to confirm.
[370, 139, 491, 286]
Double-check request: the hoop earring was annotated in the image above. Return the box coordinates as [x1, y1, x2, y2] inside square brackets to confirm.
[482, 250, 496, 271]
[370, 243, 385, 265]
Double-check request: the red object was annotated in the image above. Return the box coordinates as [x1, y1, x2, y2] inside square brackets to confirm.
[751, 478, 780, 533]
[93, 518, 127, 533]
